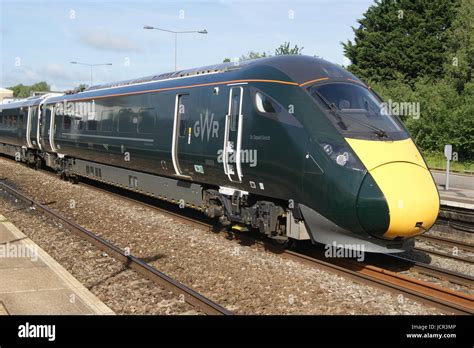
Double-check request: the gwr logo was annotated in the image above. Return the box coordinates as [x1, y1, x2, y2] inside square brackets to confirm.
[194, 110, 219, 142]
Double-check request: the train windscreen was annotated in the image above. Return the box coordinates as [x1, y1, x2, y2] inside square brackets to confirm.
[309, 82, 409, 140]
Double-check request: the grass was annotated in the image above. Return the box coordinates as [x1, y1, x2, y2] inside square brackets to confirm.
[423, 152, 474, 173]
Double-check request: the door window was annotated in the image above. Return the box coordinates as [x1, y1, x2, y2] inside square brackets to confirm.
[230, 90, 241, 131]
[178, 95, 189, 137]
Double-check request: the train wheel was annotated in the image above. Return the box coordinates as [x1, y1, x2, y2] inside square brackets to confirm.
[271, 238, 293, 249]
[34, 158, 42, 170]
[69, 175, 79, 184]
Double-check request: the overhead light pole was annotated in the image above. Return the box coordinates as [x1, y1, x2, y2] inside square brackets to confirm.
[70, 61, 113, 86]
[143, 26, 208, 71]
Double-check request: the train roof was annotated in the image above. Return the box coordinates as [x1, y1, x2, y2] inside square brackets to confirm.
[85, 55, 359, 92]
[0, 94, 54, 110]
[1, 56, 362, 109]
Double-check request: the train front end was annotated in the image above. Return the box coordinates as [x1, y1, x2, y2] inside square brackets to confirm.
[300, 79, 439, 253]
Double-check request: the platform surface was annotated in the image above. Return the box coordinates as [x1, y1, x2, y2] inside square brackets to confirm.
[431, 170, 474, 209]
[0, 214, 114, 315]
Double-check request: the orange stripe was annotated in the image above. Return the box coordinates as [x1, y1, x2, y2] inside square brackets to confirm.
[299, 77, 329, 87]
[347, 78, 366, 86]
[58, 79, 299, 103]
[299, 77, 369, 88]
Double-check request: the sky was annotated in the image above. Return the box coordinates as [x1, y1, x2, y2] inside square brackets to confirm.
[0, 0, 374, 91]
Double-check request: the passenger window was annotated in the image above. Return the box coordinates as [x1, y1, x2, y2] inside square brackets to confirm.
[138, 108, 156, 134]
[11, 115, 18, 128]
[118, 109, 137, 133]
[87, 119, 98, 131]
[100, 110, 114, 132]
[63, 116, 72, 130]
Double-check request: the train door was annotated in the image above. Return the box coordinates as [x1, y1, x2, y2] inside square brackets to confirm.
[39, 104, 56, 152]
[171, 93, 192, 178]
[28, 105, 40, 149]
[39, 105, 51, 151]
[223, 86, 244, 183]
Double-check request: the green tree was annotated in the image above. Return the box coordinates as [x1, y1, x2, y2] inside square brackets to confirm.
[371, 77, 474, 161]
[274, 41, 303, 55]
[240, 51, 268, 61]
[8, 81, 50, 98]
[224, 41, 304, 63]
[343, 0, 459, 83]
[74, 84, 88, 92]
[443, 0, 474, 92]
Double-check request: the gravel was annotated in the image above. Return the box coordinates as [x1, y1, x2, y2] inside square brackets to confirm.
[0, 157, 444, 314]
[0, 191, 198, 315]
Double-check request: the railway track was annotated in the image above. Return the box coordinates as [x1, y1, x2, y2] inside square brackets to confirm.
[417, 234, 474, 253]
[284, 249, 473, 315]
[0, 180, 232, 316]
[0, 159, 473, 315]
[437, 205, 474, 233]
[413, 246, 473, 264]
[380, 253, 473, 288]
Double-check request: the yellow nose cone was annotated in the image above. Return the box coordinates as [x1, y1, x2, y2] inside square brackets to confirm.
[370, 162, 439, 238]
[346, 138, 440, 239]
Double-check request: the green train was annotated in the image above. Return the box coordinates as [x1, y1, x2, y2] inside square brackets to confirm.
[0, 55, 439, 253]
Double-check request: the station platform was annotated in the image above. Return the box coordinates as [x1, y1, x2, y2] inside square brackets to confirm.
[431, 170, 474, 210]
[0, 214, 114, 315]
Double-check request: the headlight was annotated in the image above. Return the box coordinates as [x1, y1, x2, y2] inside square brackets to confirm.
[319, 142, 365, 171]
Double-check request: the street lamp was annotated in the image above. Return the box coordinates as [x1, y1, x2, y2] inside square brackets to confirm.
[70, 61, 113, 86]
[143, 26, 208, 71]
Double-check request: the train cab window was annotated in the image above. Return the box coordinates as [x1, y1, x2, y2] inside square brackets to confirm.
[118, 108, 137, 133]
[177, 95, 189, 137]
[100, 110, 114, 132]
[138, 108, 156, 134]
[309, 82, 405, 137]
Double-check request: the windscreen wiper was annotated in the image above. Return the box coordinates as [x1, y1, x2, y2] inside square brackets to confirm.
[312, 90, 348, 130]
[341, 112, 388, 138]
